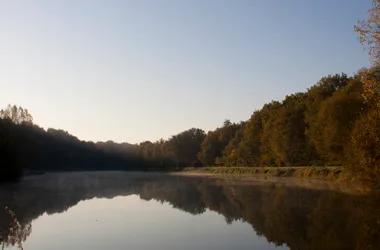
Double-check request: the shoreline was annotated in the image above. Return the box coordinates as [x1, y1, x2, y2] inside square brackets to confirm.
[172, 166, 368, 193]
[18, 170, 365, 195]
[175, 166, 352, 181]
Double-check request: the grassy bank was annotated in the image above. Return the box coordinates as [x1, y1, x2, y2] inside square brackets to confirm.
[179, 166, 354, 182]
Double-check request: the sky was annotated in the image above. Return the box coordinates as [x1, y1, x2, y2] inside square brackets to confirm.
[24, 195, 284, 250]
[0, 0, 372, 144]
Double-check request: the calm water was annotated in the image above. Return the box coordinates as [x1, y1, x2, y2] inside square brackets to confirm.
[0, 172, 379, 250]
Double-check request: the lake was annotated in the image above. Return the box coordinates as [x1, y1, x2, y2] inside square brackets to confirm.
[0, 172, 379, 250]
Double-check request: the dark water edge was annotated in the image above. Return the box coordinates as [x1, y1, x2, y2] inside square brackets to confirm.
[0, 172, 379, 250]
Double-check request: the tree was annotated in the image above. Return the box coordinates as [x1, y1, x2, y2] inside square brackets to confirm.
[355, 0, 380, 106]
[0, 105, 33, 125]
[355, 0, 380, 65]
[235, 111, 263, 166]
[270, 93, 310, 166]
[138, 141, 155, 160]
[168, 128, 206, 167]
[221, 123, 246, 166]
[358, 67, 380, 106]
[259, 101, 282, 166]
[0, 105, 34, 181]
[197, 120, 242, 166]
[0, 119, 24, 181]
[350, 107, 380, 188]
[313, 78, 365, 165]
[305, 74, 349, 164]
[350, 0, 380, 189]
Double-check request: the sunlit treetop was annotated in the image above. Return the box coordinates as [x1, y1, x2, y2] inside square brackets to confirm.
[355, 0, 380, 65]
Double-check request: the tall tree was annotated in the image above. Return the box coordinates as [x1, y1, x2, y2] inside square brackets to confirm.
[221, 123, 246, 166]
[350, 106, 380, 188]
[0, 119, 23, 181]
[259, 101, 282, 166]
[235, 111, 263, 166]
[270, 93, 310, 166]
[305, 74, 349, 164]
[355, 0, 380, 65]
[0, 105, 33, 125]
[351, 0, 380, 189]
[358, 67, 380, 106]
[354, 0, 380, 106]
[168, 128, 206, 167]
[313, 78, 365, 165]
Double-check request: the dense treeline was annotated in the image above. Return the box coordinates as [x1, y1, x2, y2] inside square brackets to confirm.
[137, 71, 378, 188]
[137, 0, 380, 188]
[219, 73, 365, 167]
[0, 105, 142, 181]
[0, 69, 378, 187]
[138, 128, 206, 169]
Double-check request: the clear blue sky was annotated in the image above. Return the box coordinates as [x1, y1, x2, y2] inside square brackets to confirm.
[0, 0, 371, 144]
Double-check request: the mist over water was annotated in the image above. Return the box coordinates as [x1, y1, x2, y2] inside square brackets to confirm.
[0, 172, 379, 250]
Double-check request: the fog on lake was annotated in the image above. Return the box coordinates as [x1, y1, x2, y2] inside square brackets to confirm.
[0, 172, 379, 250]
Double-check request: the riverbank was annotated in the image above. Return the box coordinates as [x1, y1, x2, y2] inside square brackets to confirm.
[177, 166, 354, 182]
[14, 170, 367, 194]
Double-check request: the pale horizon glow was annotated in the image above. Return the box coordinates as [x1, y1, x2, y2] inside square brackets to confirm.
[0, 0, 371, 143]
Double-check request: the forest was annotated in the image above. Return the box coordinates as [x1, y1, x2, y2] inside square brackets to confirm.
[0, 68, 378, 188]
[134, 70, 380, 189]
[1, 1, 380, 188]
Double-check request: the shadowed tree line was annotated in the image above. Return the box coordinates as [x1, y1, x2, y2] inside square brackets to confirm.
[0, 105, 143, 181]
[0, 173, 379, 249]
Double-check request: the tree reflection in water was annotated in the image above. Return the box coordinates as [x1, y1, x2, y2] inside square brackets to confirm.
[0, 172, 379, 250]
[1, 207, 31, 250]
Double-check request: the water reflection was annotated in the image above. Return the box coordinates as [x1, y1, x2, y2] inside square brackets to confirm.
[0, 172, 379, 250]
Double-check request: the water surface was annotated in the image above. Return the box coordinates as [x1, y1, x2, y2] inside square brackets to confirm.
[0, 172, 379, 250]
